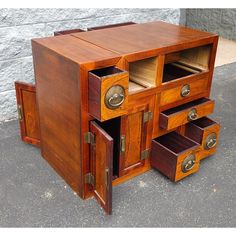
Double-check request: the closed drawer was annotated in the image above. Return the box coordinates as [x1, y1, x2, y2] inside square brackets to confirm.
[150, 131, 200, 182]
[160, 76, 208, 106]
[89, 66, 129, 121]
[185, 117, 220, 160]
[159, 98, 215, 130]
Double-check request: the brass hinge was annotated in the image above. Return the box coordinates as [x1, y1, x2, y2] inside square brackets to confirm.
[120, 135, 126, 154]
[141, 149, 150, 160]
[17, 104, 23, 122]
[143, 111, 153, 123]
[84, 132, 95, 144]
[85, 173, 94, 186]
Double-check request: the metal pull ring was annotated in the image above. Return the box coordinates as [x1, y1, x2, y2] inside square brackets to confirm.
[108, 93, 124, 108]
[105, 85, 125, 109]
[181, 154, 196, 173]
[188, 108, 198, 121]
[204, 133, 217, 150]
[181, 84, 190, 97]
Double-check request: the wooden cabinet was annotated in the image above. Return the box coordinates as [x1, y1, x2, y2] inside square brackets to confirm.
[15, 21, 220, 214]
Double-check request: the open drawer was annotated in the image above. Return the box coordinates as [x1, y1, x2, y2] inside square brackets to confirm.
[88, 66, 129, 121]
[185, 117, 220, 160]
[159, 98, 215, 130]
[150, 131, 200, 181]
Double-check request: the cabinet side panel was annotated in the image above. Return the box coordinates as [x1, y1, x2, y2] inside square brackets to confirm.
[32, 41, 83, 196]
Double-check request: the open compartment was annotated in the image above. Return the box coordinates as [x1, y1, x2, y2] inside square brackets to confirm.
[162, 44, 212, 83]
[150, 131, 200, 181]
[129, 57, 157, 93]
[94, 117, 121, 178]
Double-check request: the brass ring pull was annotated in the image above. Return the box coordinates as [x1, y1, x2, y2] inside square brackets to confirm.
[188, 108, 198, 121]
[181, 154, 196, 173]
[181, 84, 190, 97]
[105, 85, 125, 109]
[108, 93, 124, 108]
[204, 133, 217, 150]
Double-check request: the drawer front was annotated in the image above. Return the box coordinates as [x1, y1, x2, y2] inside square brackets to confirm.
[160, 76, 208, 106]
[150, 132, 200, 182]
[89, 67, 129, 121]
[159, 98, 215, 130]
[185, 117, 220, 160]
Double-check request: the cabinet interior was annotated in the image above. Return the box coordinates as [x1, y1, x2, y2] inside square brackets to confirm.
[190, 117, 216, 128]
[163, 44, 211, 83]
[95, 117, 121, 177]
[91, 66, 124, 77]
[129, 57, 157, 92]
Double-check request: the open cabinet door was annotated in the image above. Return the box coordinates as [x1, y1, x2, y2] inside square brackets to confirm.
[90, 121, 113, 214]
[15, 82, 40, 147]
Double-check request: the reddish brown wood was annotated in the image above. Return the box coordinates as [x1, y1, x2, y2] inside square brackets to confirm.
[54, 28, 85, 36]
[150, 132, 200, 181]
[87, 22, 136, 31]
[15, 82, 40, 147]
[90, 121, 113, 214]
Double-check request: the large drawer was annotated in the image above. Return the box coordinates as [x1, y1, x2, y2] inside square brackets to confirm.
[185, 117, 220, 160]
[150, 131, 200, 182]
[159, 98, 215, 130]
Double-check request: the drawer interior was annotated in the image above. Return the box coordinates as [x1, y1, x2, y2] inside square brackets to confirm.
[162, 98, 210, 116]
[190, 116, 217, 128]
[153, 131, 199, 154]
[163, 44, 211, 83]
[90, 66, 125, 78]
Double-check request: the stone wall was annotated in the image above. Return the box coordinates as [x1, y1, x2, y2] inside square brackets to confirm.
[0, 8, 183, 122]
[186, 9, 236, 41]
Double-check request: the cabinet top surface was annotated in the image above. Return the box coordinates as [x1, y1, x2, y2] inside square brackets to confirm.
[72, 21, 218, 56]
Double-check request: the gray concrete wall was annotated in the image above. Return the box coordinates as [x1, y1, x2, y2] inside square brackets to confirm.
[0, 8, 184, 122]
[186, 9, 236, 41]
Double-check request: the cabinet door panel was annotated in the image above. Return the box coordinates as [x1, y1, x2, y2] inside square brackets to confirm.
[15, 82, 40, 147]
[90, 121, 113, 214]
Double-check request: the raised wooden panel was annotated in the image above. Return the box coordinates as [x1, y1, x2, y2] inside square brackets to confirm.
[15, 82, 40, 147]
[90, 121, 113, 215]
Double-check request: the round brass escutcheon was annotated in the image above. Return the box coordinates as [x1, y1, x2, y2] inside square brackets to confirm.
[105, 85, 125, 109]
[187, 108, 198, 121]
[204, 132, 217, 150]
[181, 84, 190, 97]
[181, 154, 196, 173]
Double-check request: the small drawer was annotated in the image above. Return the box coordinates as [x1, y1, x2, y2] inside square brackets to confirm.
[159, 98, 215, 130]
[150, 131, 200, 182]
[160, 76, 208, 106]
[185, 117, 220, 160]
[89, 66, 129, 121]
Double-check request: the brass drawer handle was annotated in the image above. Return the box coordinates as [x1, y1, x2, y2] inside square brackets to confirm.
[204, 133, 217, 150]
[188, 108, 198, 121]
[181, 84, 190, 97]
[105, 85, 125, 109]
[182, 154, 196, 173]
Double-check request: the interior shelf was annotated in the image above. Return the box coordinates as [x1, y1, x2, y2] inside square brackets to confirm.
[129, 57, 157, 92]
[163, 44, 211, 83]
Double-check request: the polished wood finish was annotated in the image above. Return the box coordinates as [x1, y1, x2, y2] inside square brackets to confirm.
[25, 21, 220, 214]
[54, 28, 85, 36]
[15, 82, 40, 147]
[150, 132, 200, 181]
[185, 117, 220, 160]
[88, 67, 129, 121]
[87, 22, 136, 31]
[90, 121, 113, 214]
[159, 98, 215, 130]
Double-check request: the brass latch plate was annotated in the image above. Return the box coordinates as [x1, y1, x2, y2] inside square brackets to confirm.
[17, 104, 23, 122]
[85, 173, 94, 186]
[84, 132, 95, 144]
[141, 149, 150, 160]
[143, 111, 153, 123]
